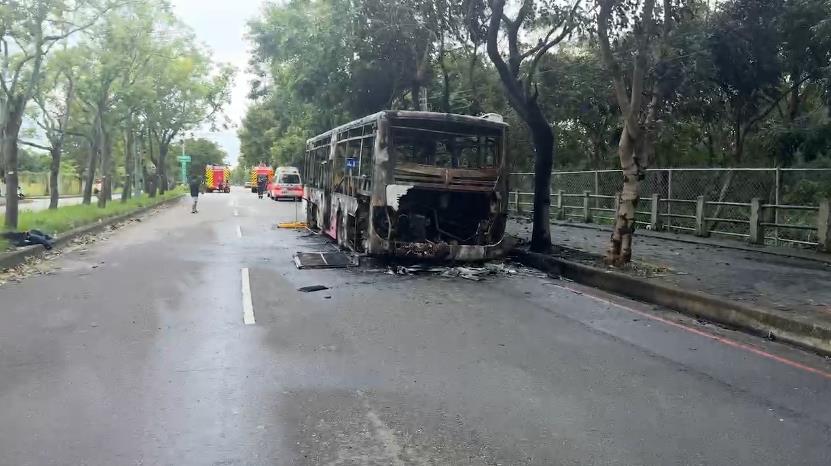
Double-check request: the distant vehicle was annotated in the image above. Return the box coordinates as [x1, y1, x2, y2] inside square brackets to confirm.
[204, 165, 231, 193]
[249, 164, 274, 193]
[304, 110, 510, 261]
[268, 167, 303, 201]
[17, 186, 25, 200]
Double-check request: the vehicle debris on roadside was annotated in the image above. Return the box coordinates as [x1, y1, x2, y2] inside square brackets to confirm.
[385, 262, 519, 281]
[298, 285, 329, 293]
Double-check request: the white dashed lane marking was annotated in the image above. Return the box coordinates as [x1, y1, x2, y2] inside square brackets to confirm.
[241, 268, 255, 325]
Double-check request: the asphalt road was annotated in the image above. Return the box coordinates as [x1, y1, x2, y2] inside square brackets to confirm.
[1, 187, 830, 465]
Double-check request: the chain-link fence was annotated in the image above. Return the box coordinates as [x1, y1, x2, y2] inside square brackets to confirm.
[509, 168, 831, 249]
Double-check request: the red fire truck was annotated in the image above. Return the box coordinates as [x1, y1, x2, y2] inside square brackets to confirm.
[249, 164, 274, 194]
[204, 165, 231, 193]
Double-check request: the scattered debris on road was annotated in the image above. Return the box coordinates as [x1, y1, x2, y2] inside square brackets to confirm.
[278, 221, 307, 229]
[298, 285, 329, 293]
[385, 262, 519, 281]
[293, 251, 351, 269]
[0, 220, 131, 286]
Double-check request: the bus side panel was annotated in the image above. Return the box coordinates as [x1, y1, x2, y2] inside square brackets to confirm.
[367, 114, 392, 255]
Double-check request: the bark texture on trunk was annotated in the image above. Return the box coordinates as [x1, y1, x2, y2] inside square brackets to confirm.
[597, 0, 667, 265]
[122, 130, 134, 202]
[49, 147, 61, 209]
[97, 128, 112, 208]
[607, 125, 642, 265]
[157, 142, 168, 194]
[3, 109, 23, 229]
[83, 134, 99, 205]
[527, 108, 554, 253]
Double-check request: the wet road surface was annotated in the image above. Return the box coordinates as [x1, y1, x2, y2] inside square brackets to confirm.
[1, 187, 830, 465]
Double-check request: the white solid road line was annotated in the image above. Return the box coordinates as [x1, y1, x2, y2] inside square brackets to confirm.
[236, 225, 242, 238]
[241, 268, 255, 325]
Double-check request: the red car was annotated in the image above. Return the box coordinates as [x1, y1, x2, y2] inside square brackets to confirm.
[268, 168, 303, 200]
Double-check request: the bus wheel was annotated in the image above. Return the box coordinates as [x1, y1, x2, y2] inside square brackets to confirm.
[355, 207, 369, 253]
[307, 204, 318, 230]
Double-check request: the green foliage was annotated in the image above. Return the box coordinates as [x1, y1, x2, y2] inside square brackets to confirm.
[17, 149, 50, 172]
[243, 0, 831, 173]
[181, 138, 228, 177]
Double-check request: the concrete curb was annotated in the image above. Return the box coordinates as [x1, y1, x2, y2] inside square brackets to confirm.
[512, 249, 831, 357]
[0, 195, 184, 270]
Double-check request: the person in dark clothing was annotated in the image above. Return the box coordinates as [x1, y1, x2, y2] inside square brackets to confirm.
[189, 175, 201, 213]
[256, 174, 267, 199]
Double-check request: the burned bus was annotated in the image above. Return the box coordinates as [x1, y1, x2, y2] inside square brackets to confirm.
[303, 111, 510, 261]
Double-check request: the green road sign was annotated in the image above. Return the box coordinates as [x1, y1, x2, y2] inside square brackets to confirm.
[177, 155, 191, 162]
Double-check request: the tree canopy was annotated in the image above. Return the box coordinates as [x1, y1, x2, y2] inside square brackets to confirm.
[2, 0, 234, 227]
[242, 0, 831, 172]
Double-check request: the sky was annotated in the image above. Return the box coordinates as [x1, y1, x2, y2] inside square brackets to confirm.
[171, 0, 264, 167]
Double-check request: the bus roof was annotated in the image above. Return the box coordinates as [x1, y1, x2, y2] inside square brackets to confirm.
[306, 110, 508, 145]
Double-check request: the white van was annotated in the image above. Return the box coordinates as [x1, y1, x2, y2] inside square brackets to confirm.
[268, 166, 303, 200]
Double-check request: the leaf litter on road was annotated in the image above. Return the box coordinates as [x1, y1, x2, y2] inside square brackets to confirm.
[0, 219, 131, 287]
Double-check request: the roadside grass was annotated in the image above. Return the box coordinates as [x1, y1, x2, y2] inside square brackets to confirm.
[1, 188, 184, 251]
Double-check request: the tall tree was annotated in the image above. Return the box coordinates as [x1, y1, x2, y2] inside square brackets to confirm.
[144, 38, 233, 194]
[709, 0, 785, 164]
[596, 0, 674, 265]
[475, 0, 583, 253]
[21, 47, 77, 209]
[1, 0, 110, 228]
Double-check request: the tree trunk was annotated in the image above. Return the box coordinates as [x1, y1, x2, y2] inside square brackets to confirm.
[49, 146, 61, 209]
[2, 109, 23, 230]
[439, 33, 451, 113]
[706, 130, 716, 166]
[122, 130, 134, 202]
[83, 135, 99, 205]
[157, 141, 168, 194]
[733, 115, 744, 164]
[788, 68, 801, 126]
[467, 51, 481, 115]
[607, 124, 641, 265]
[526, 105, 554, 253]
[97, 128, 112, 208]
[410, 83, 421, 111]
[145, 130, 155, 196]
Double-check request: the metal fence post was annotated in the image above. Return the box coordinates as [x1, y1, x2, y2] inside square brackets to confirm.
[613, 192, 620, 219]
[650, 194, 661, 231]
[513, 189, 520, 214]
[695, 195, 709, 237]
[749, 198, 764, 244]
[593, 170, 600, 210]
[774, 167, 781, 246]
[556, 189, 565, 220]
[818, 199, 831, 252]
[583, 190, 592, 223]
[666, 169, 673, 231]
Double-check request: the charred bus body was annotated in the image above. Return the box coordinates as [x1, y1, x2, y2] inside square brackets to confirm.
[303, 111, 510, 261]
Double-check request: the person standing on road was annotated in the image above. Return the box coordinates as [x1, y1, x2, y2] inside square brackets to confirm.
[256, 174, 267, 199]
[189, 175, 201, 213]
